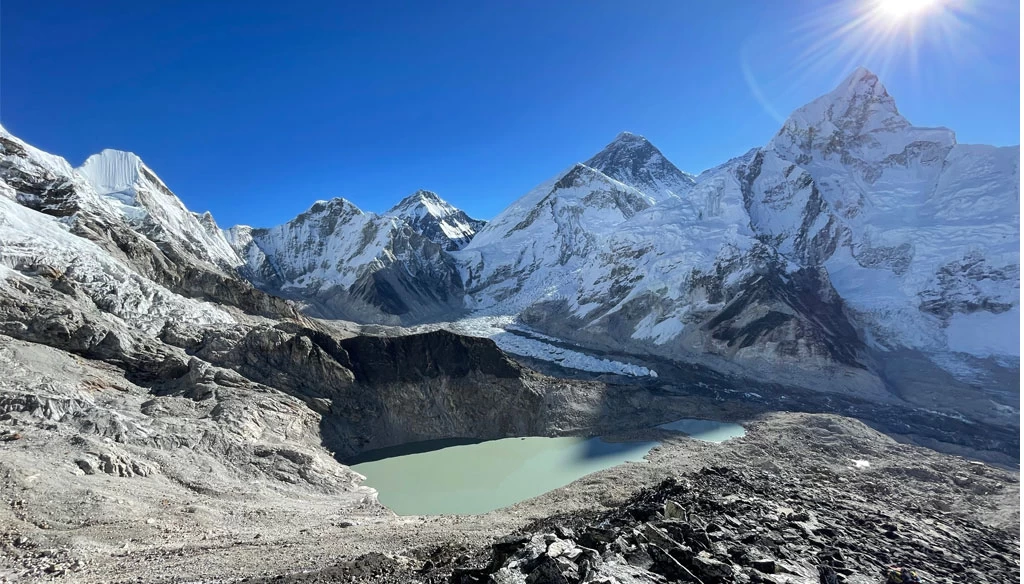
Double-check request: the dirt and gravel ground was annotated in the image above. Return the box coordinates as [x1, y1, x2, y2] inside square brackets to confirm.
[1, 410, 1016, 583]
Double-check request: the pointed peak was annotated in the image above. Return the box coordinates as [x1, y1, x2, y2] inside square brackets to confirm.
[582, 132, 695, 200]
[831, 66, 888, 101]
[767, 67, 957, 161]
[193, 210, 220, 230]
[305, 197, 362, 217]
[388, 189, 463, 219]
[844, 66, 875, 84]
[602, 131, 654, 151]
[394, 189, 444, 207]
[772, 68, 905, 142]
[413, 188, 441, 200]
[613, 130, 646, 142]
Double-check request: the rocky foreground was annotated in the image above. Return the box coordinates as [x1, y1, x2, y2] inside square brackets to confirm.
[261, 474, 1019, 584]
[247, 414, 1019, 584]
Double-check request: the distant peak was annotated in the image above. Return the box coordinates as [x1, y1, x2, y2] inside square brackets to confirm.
[388, 189, 463, 219]
[607, 131, 652, 148]
[194, 210, 219, 230]
[305, 197, 362, 216]
[581, 132, 695, 200]
[397, 189, 444, 206]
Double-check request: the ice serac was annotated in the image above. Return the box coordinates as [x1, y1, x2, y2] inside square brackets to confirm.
[228, 197, 465, 324]
[78, 149, 242, 269]
[386, 189, 486, 251]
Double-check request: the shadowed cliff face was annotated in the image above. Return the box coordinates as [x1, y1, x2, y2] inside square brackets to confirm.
[325, 331, 543, 457]
[162, 324, 545, 458]
[339, 330, 522, 384]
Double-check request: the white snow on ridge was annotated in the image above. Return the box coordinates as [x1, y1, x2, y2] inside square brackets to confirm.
[457, 163, 657, 315]
[243, 198, 404, 291]
[0, 125, 79, 180]
[0, 194, 235, 334]
[385, 190, 483, 248]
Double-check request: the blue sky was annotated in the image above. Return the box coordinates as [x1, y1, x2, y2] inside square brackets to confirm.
[2, 0, 1019, 226]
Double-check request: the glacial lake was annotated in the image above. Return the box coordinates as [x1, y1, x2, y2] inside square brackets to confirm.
[350, 418, 744, 516]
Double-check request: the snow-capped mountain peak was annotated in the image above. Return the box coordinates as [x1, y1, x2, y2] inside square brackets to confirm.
[584, 131, 695, 202]
[769, 66, 955, 165]
[297, 197, 364, 222]
[389, 189, 457, 219]
[387, 189, 485, 251]
[75, 148, 242, 268]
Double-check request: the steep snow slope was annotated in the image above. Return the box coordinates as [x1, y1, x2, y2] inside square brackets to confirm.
[0, 128, 297, 321]
[386, 190, 486, 251]
[457, 163, 655, 312]
[0, 130, 238, 333]
[749, 68, 1020, 356]
[0, 190, 234, 334]
[78, 149, 242, 268]
[228, 197, 464, 323]
[458, 68, 1017, 405]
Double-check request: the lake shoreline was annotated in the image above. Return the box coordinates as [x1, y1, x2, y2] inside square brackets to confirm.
[351, 418, 745, 516]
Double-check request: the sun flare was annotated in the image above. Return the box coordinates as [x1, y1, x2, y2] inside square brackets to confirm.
[874, 0, 941, 20]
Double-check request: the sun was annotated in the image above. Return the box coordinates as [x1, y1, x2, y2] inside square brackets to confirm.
[874, 0, 941, 20]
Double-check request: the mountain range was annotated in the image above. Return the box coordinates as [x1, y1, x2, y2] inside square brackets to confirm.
[0, 67, 1018, 426]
